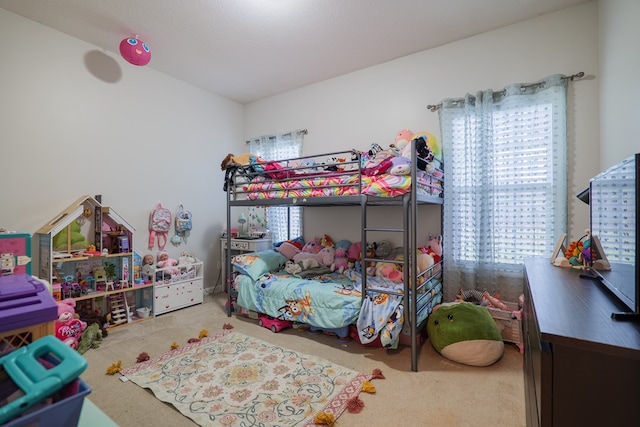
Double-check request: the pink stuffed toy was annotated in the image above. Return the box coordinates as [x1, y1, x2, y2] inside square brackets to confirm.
[55, 298, 87, 349]
[332, 247, 349, 273]
[300, 238, 322, 254]
[275, 242, 301, 259]
[157, 251, 179, 275]
[423, 235, 443, 263]
[375, 262, 403, 282]
[346, 241, 362, 262]
[293, 246, 335, 267]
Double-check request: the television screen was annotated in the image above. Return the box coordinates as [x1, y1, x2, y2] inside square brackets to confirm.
[589, 153, 640, 317]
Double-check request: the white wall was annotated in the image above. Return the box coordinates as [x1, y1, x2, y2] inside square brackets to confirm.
[598, 0, 640, 169]
[0, 9, 244, 288]
[244, 2, 600, 243]
[0, 2, 607, 286]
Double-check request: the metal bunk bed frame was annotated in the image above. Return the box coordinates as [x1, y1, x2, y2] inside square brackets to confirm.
[223, 140, 443, 371]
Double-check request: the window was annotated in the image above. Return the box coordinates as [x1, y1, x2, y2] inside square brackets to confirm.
[248, 130, 305, 242]
[439, 75, 568, 300]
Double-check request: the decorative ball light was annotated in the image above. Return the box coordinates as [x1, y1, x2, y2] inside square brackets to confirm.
[119, 36, 151, 66]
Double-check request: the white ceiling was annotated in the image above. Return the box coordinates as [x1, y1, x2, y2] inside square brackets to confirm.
[0, 0, 588, 104]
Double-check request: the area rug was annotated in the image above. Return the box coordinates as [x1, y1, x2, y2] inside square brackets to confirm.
[121, 330, 370, 426]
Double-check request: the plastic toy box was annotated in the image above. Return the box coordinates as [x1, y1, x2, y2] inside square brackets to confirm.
[0, 335, 90, 426]
[0, 232, 32, 276]
[3, 378, 90, 427]
[0, 275, 58, 351]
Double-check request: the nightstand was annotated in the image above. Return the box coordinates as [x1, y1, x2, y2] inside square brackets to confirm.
[220, 238, 272, 280]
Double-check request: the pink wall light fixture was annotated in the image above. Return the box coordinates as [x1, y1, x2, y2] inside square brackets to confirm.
[119, 36, 151, 66]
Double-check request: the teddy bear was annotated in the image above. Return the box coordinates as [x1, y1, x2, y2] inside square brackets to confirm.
[157, 251, 179, 276]
[55, 298, 87, 349]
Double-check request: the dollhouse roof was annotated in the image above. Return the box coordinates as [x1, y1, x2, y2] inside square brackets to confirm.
[35, 195, 135, 236]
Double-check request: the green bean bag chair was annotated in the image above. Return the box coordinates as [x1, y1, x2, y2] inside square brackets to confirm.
[427, 302, 504, 366]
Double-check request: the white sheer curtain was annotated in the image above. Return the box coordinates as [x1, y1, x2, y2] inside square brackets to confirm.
[438, 74, 568, 302]
[248, 130, 305, 243]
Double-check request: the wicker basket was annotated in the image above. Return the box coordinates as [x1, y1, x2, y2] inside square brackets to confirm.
[487, 300, 524, 353]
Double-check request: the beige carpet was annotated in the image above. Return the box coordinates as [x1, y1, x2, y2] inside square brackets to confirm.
[81, 292, 526, 427]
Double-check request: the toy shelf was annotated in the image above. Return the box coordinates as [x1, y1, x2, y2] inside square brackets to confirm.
[72, 282, 154, 303]
[52, 252, 133, 263]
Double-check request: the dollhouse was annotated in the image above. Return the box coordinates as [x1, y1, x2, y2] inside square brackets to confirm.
[33, 195, 154, 327]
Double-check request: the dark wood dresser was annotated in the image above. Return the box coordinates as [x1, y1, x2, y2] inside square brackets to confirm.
[523, 257, 640, 427]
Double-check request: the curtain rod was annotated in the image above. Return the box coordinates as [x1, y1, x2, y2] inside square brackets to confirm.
[245, 129, 308, 144]
[426, 71, 585, 112]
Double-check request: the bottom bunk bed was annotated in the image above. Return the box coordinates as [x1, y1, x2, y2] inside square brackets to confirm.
[228, 248, 443, 351]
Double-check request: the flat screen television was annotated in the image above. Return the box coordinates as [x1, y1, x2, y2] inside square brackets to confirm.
[588, 153, 640, 320]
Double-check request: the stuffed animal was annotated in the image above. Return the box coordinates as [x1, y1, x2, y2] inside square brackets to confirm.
[319, 234, 334, 248]
[300, 238, 322, 254]
[375, 261, 402, 282]
[76, 323, 104, 355]
[284, 260, 302, 275]
[427, 302, 504, 366]
[335, 239, 351, 251]
[416, 252, 435, 286]
[412, 131, 442, 160]
[331, 247, 349, 273]
[373, 240, 392, 259]
[391, 129, 414, 154]
[293, 246, 335, 267]
[365, 244, 377, 276]
[220, 153, 256, 170]
[423, 234, 443, 264]
[55, 298, 87, 349]
[276, 241, 301, 259]
[389, 156, 411, 175]
[347, 241, 362, 262]
[157, 251, 179, 275]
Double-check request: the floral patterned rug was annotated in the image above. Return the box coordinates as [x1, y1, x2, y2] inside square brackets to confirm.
[121, 330, 369, 426]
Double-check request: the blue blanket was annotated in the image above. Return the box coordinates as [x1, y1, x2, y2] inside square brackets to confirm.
[232, 250, 442, 348]
[351, 272, 443, 349]
[236, 271, 362, 330]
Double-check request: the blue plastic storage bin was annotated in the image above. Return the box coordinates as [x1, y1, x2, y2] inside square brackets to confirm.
[2, 378, 91, 427]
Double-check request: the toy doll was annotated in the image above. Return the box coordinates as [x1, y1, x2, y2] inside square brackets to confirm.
[157, 251, 179, 276]
[141, 253, 155, 282]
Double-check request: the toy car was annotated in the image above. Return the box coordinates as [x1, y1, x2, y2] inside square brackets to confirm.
[258, 315, 292, 333]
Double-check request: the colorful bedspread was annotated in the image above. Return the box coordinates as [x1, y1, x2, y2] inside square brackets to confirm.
[243, 171, 442, 200]
[235, 271, 362, 330]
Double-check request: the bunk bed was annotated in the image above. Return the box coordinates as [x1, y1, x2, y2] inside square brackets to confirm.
[222, 138, 444, 371]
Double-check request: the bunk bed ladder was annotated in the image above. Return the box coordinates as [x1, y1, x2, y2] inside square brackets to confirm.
[360, 192, 421, 371]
